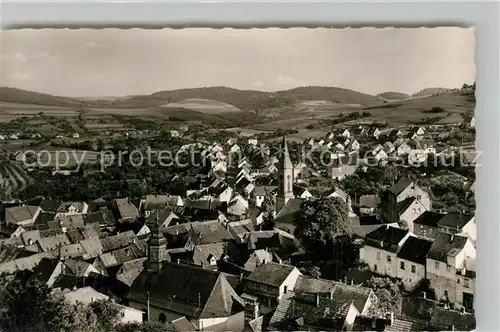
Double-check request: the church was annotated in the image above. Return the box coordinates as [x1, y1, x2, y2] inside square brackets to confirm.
[126, 211, 246, 331]
[273, 136, 312, 233]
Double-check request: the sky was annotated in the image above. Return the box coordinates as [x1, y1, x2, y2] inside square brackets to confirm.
[0, 27, 476, 98]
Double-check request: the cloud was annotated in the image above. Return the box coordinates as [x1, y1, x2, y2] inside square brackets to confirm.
[277, 75, 308, 86]
[9, 72, 33, 81]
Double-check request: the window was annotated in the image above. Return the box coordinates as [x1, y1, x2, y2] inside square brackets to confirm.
[376, 252, 381, 260]
[374, 264, 378, 272]
[457, 279, 460, 284]
[446, 264, 451, 272]
[417, 208, 421, 213]
[284, 285, 288, 294]
[416, 195, 422, 200]
[158, 313, 166, 324]
[387, 255, 392, 263]
[411, 265, 416, 273]
[435, 261, 440, 270]
[400, 262, 405, 270]
[464, 279, 469, 288]
[412, 208, 416, 214]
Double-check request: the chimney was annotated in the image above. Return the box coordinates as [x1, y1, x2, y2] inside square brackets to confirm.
[177, 258, 180, 264]
[315, 293, 320, 307]
[451, 325, 455, 331]
[423, 291, 426, 299]
[239, 272, 244, 283]
[350, 279, 354, 286]
[389, 312, 394, 326]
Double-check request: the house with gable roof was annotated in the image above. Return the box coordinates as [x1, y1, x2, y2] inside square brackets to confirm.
[127, 215, 245, 331]
[243, 261, 302, 307]
[395, 236, 433, 291]
[426, 232, 476, 311]
[360, 225, 412, 278]
[380, 177, 431, 227]
[5, 205, 42, 226]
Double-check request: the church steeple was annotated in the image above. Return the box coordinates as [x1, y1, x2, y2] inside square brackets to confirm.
[146, 210, 168, 273]
[275, 136, 295, 213]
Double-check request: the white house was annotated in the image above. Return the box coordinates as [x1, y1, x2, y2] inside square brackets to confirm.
[397, 142, 412, 156]
[360, 225, 412, 278]
[244, 262, 302, 306]
[55, 202, 89, 218]
[426, 233, 476, 311]
[396, 236, 433, 291]
[248, 138, 258, 146]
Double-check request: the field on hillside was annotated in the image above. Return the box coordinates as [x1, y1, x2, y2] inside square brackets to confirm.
[162, 98, 242, 114]
[361, 91, 474, 125]
[16, 149, 101, 168]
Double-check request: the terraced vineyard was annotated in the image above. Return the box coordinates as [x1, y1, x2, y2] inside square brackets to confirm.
[0, 154, 33, 200]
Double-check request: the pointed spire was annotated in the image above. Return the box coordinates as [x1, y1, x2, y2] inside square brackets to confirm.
[279, 136, 293, 170]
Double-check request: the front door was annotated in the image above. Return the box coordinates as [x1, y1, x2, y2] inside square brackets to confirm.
[463, 292, 474, 311]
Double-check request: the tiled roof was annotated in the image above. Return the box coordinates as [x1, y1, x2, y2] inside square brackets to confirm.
[83, 210, 116, 226]
[128, 262, 244, 319]
[294, 275, 336, 294]
[5, 205, 40, 224]
[64, 258, 92, 276]
[38, 234, 71, 252]
[115, 257, 146, 287]
[58, 214, 85, 229]
[426, 233, 469, 262]
[246, 262, 296, 287]
[64, 286, 108, 305]
[191, 242, 238, 268]
[113, 198, 139, 220]
[364, 225, 408, 252]
[100, 231, 137, 252]
[388, 177, 413, 195]
[397, 236, 433, 265]
[39, 199, 61, 212]
[413, 211, 446, 227]
[21, 230, 41, 246]
[59, 243, 86, 258]
[276, 198, 303, 224]
[437, 213, 474, 229]
[269, 292, 351, 330]
[79, 238, 103, 258]
[429, 307, 475, 331]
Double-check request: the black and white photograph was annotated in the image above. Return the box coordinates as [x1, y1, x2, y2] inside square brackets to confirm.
[0, 27, 476, 331]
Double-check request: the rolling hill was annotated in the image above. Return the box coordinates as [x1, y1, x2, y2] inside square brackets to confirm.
[275, 86, 383, 106]
[0, 87, 86, 107]
[412, 88, 450, 98]
[377, 92, 410, 100]
[0, 85, 385, 110]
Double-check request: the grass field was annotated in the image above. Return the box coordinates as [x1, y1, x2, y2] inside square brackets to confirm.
[162, 98, 242, 114]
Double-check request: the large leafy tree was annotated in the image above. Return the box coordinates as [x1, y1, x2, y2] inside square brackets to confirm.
[366, 276, 404, 315]
[296, 196, 352, 247]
